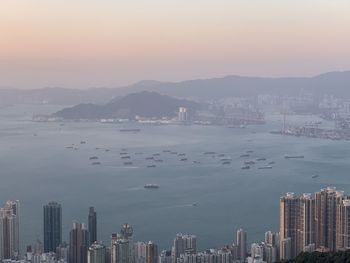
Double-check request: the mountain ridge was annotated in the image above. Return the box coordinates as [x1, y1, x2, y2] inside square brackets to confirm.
[1, 71, 350, 104]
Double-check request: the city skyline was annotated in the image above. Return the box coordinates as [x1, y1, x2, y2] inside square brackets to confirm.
[2, 186, 350, 263]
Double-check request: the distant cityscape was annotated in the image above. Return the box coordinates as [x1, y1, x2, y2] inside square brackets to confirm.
[29, 87, 350, 141]
[2, 187, 350, 263]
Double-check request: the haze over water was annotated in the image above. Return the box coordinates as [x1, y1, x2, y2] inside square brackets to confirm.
[1, 105, 350, 251]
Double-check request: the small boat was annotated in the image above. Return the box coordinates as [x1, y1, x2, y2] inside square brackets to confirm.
[170, 151, 178, 155]
[105, 149, 110, 152]
[312, 174, 319, 179]
[217, 154, 225, 157]
[244, 160, 255, 165]
[180, 158, 188, 161]
[80, 141, 86, 144]
[154, 159, 163, 163]
[222, 161, 231, 165]
[153, 153, 161, 156]
[121, 156, 131, 159]
[66, 146, 74, 149]
[221, 158, 232, 161]
[241, 165, 250, 170]
[120, 128, 141, 132]
[120, 152, 128, 155]
[135, 152, 144, 155]
[144, 184, 159, 189]
[256, 158, 266, 161]
[240, 154, 250, 158]
[192, 203, 198, 207]
[145, 157, 154, 160]
[123, 162, 133, 165]
[258, 166, 273, 169]
[284, 155, 304, 159]
[268, 161, 275, 165]
[147, 165, 156, 168]
[246, 150, 254, 153]
[163, 150, 171, 153]
[178, 153, 186, 156]
[204, 151, 216, 155]
[91, 162, 101, 165]
[89, 156, 99, 160]
[193, 161, 201, 164]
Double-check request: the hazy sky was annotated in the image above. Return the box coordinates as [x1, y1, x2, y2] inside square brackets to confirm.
[1, 0, 350, 89]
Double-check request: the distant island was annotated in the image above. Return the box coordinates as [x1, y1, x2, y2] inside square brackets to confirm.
[52, 91, 205, 120]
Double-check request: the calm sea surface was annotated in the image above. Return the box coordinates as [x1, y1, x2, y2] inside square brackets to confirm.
[1, 104, 350, 251]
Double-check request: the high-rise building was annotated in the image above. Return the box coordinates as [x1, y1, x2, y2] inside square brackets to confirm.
[146, 241, 158, 263]
[279, 238, 292, 261]
[178, 107, 189, 122]
[0, 210, 3, 261]
[315, 187, 345, 251]
[111, 234, 131, 263]
[336, 199, 350, 250]
[236, 228, 247, 261]
[264, 231, 279, 247]
[88, 207, 97, 246]
[172, 234, 197, 262]
[44, 202, 62, 253]
[5, 200, 20, 257]
[135, 242, 147, 263]
[56, 242, 69, 262]
[280, 192, 298, 258]
[158, 250, 172, 263]
[0, 200, 20, 260]
[88, 242, 106, 263]
[69, 222, 89, 263]
[297, 193, 315, 253]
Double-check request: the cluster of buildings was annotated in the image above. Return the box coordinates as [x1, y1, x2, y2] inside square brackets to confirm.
[279, 187, 350, 260]
[3, 187, 350, 263]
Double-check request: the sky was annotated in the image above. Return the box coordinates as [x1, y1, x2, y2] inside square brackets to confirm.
[1, 0, 350, 89]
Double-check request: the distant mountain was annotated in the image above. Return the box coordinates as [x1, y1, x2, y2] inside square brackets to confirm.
[53, 91, 204, 120]
[1, 71, 350, 104]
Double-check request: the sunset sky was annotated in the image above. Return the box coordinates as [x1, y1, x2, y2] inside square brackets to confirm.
[1, 0, 350, 89]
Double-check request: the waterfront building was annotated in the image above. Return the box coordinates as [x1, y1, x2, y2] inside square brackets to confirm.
[178, 107, 189, 122]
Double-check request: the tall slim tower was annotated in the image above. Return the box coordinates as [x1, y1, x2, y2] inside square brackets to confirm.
[88, 207, 97, 245]
[5, 200, 20, 258]
[296, 193, 315, 254]
[236, 228, 247, 261]
[280, 192, 298, 258]
[69, 222, 90, 263]
[0, 200, 20, 260]
[43, 202, 62, 253]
